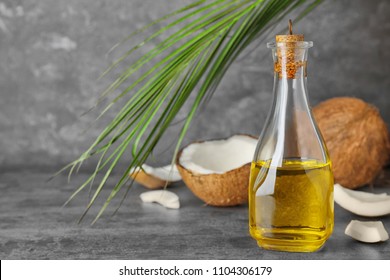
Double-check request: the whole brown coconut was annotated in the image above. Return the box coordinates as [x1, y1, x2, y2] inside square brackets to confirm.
[313, 97, 390, 189]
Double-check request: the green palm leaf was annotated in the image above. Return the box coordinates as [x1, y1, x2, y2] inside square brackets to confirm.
[65, 0, 323, 223]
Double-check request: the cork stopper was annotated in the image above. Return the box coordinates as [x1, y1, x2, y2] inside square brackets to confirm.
[276, 20, 304, 43]
[276, 34, 304, 43]
[274, 20, 306, 79]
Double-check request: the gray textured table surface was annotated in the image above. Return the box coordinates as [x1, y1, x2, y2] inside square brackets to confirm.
[1, 169, 389, 260]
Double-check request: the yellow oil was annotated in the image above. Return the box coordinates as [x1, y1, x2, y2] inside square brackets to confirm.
[249, 158, 334, 252]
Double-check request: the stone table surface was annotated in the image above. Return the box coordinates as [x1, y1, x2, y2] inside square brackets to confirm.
[1, 169, 390, 260]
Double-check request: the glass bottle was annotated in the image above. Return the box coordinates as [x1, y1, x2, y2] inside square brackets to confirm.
[248, 33, 334, 252]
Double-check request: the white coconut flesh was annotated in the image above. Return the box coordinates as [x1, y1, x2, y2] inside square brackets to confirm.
[140, 190, 180, 209]
[130, 164, 181, 181]
[334, 184, 390, 217]
[179, 135, 257, 175]
[345, 220, 389, 243]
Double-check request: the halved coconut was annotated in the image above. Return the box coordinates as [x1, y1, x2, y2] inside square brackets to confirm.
[129, 164, 181, 189]
[176, 134, 257, 206]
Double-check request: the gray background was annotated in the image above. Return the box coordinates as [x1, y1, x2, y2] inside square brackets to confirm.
[0, 0, 389, 170]
[1, 0, 390, 261]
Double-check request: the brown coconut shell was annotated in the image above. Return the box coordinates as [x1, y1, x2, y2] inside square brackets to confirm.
[313, 97, 390, 189]
[176, 135, 256, 206]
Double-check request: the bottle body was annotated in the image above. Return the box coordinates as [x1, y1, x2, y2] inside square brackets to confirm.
[249, 159, 333, 252]
[249, 41, 334, 252]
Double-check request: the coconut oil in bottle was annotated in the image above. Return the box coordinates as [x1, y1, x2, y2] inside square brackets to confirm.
[249, 159, 333, 252]
[248, 24, 334, 252]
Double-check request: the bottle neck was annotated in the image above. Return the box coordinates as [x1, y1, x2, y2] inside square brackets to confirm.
[254, 41, 329, 166]
[273, 72, 310, 113]
[273, 46, 308, 80]
[267, 47, 320, 164]
[272, 46, 310, 112]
